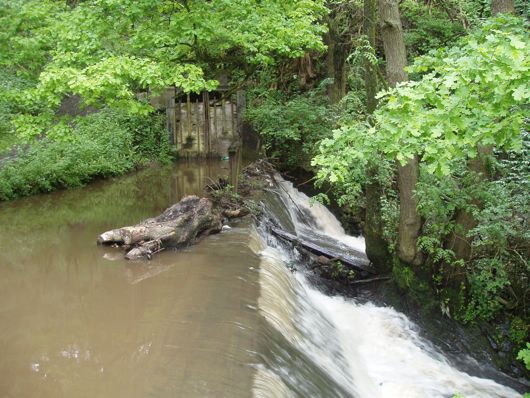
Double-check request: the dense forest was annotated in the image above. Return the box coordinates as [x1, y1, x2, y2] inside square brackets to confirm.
[0, 0, 529, 387]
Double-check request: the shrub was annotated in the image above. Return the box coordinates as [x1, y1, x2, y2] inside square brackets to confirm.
[517, 343, 530, 370]
[0, 109, 169, 200]
[247, 89, 334, 170]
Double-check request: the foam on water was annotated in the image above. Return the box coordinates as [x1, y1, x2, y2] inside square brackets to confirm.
[275, 176, 366, 253]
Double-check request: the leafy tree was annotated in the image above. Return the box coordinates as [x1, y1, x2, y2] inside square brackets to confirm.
[11, 0, 327, 137]
[247, 87, 334, 169]
[315, 16, 528, 187]
[0, 0, 66, 148]
[313, 15, 529, 293]
[370, 16, 528, 174]
[378, 0, 424, 267]
[5, 0, 326, 141]
[0, 0, 64, 79]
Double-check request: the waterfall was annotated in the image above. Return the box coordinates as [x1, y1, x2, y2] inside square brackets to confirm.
[251, 176, 520, 398]
[274, 177, 365, 254]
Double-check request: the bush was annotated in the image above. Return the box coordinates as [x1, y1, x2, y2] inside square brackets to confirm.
[401, 0, 467, 58]
[0, 72, 33, 152]
[518, 343, 530, 370]
[0, 109, 170, 200]
[247, 89, 334, 170]
[415, 132, 529, 323]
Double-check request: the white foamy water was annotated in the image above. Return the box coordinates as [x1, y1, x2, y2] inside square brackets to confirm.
[252, 179, 521, 398]
[310, 292, 520, 398]
[276, 176, 366, 253]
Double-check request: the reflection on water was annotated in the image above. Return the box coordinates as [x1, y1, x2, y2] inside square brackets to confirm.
[0, 161, 261, 398]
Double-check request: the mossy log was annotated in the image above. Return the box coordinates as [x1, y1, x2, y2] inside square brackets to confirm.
[97, 195, 222, 260]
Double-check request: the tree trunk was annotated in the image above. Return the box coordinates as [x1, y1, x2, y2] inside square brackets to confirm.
[364, 0, 378, 115]
[363, 0, 392, 271]
[378, 0, 408, 85]
[325, 21, 347, 104]
[365, 168, 393, 269]
[98, 196, 222, 260]
[491, 0, 515, 15]
[378, 0, 423, 266]
[447, 146, 492, 261]
[396, 155, 423, 265]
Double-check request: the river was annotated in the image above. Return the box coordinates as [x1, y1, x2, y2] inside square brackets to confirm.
[0, 161, 523, 397]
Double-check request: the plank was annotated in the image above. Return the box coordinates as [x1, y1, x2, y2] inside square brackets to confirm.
[269, 226, 376, 274]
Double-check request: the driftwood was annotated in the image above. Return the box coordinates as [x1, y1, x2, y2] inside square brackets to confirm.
[270, 226, 375, 274]
[349, 276, 391, 285]
[98, 195, 222, 260]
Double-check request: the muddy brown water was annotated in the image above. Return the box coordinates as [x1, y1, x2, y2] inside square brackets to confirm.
[0, 161, 260, 398]
[0, 161, 523, 398]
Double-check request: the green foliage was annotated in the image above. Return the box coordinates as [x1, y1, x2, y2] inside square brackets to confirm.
[392, 262, 416, 290]
[114, 111, 171, 162]
[322, 260, 357, 281]
[382, 16, 528, 174]
[0, 0, 329, 140]
[509, 318, 529, 347]
[379, 189, 399, 251]
[401, 0, 467, 57]
[0, 0, 64, 79]
[247, 88, 334, 169]
[8, 0, 326, 126]
[1, 0, 328, 143]
[313, 17, 529, 324]
[0, 0, 329, 202]
[465, 140, 528, 321]
[330, 261, 345, 279]
[0, 109, 169, 200]
[464, 258, 509, 321]
[0, 72, 34, 152]
[209, 184, 241, 205]
[315, 16, 529, 177]
[415, 135, 529, 322]
[348, 36, 379, 69]
[517, 343, 530, 370]
[315, 16, 529, 209]
[312, 121, 368, 197]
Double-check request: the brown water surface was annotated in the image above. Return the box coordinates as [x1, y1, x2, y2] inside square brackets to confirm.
[0, 161, 260, 398]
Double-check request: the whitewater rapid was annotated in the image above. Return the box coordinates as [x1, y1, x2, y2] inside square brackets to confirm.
[251, 177, 521, 398]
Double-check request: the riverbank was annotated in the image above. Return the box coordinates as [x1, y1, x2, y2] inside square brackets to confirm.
[0, 109, 170, 201]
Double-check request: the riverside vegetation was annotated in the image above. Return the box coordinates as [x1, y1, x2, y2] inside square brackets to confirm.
[0, 0, 528, 384]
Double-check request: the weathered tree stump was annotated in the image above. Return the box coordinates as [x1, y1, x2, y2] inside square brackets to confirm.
[97, 195, 222, 260]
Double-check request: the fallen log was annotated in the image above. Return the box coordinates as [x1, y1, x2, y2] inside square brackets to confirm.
[98, 195, 222, 260]
[349, 276, 391, 285]
[269, 226, 376, 274]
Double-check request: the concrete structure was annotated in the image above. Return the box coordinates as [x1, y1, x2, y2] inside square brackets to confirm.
[149, 88, 244, 158]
